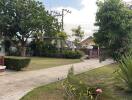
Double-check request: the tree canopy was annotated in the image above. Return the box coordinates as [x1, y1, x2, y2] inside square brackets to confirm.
[0, 0, 60, 56]
[94, 0, 132, 60]
[72, 25, 84, 48]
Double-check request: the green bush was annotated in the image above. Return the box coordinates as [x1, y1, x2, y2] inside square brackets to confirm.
[5, 57, 31, 71]
[117, 54, 132, 91]
[42, 50, 62, 58]
[62, 50, 84, 59]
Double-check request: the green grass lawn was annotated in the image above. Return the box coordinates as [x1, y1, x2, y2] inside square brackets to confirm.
[20, 64, 132, 100]
[23, 57, 81, 71]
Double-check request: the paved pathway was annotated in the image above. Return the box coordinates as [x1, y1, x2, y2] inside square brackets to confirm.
[0, 59, 113, 100]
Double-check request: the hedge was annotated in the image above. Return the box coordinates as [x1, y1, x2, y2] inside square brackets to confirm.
[5, 57, 31, 71]
[36, 49, 84, 59]
[62, 50, 84, 59]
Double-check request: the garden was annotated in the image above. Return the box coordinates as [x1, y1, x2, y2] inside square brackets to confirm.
[20, 0, 132, 99]
[0, 0, 132, 99]
[20, 60, 132, 100]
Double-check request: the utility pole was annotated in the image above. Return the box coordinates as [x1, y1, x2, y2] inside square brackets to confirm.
[61, 9, 64, 31]
[49, 9, 71, 51]
[50, 9, 71, 31]
[61, 9, 71, 31]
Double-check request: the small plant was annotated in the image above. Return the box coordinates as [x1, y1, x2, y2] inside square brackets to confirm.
[62, 67, 103, 100]
[117, 54, 132, 91]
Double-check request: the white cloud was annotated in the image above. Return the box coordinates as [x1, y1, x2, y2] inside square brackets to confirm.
[52, 0, 97, 39]
[50, 0, 131, 39]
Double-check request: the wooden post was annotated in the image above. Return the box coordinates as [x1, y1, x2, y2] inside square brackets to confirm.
[98, 46, 100, 58]
[0, 56, 4, 65]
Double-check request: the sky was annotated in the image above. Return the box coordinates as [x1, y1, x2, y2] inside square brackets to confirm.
[39, 0, 132, 39]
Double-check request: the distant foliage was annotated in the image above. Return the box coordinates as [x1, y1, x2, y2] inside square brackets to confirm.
[72, 26, 84, 48]
[58, 31, 68, 40]
[29, 41, 84, 59]
[30, 40, 59, 57]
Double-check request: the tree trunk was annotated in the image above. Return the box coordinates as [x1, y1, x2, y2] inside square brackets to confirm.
[20, 46, 26, 57]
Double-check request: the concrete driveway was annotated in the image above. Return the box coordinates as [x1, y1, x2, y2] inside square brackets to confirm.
[0, 59, 113, 100]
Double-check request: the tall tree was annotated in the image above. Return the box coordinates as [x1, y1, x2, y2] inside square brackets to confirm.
[0, 0, 60, 56]
[72, 25, 84, 48]
[94, 0, 132, 60]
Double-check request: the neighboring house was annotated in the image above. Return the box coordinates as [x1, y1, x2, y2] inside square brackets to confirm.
[80, 37, 99, 58]
[80, 37, 95, 49]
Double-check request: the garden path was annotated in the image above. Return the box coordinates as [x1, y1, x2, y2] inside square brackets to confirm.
[0, 59, 113, 100]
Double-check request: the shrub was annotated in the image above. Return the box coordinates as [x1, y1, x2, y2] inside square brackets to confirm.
[41, 50, 84, 59]
[62, 68, 103, 100]
[117, 54, 132, 91]
[42, 50, 62, 58]
[5, 57, 31, 71]
[62, 50, 84, 59]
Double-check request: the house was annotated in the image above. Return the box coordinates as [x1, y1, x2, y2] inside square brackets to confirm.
[80, 37, 95, 49]
[80, 37, 99, 58]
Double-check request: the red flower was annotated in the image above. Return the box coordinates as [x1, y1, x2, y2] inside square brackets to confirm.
[96, 88, 102, 94]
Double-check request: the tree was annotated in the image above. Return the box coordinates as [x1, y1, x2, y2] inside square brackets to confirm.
[72, 26, 84, 48]
[0, 0, 60, 56]
[58, 31, 68, 40]
[94, 0, 132, 60]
